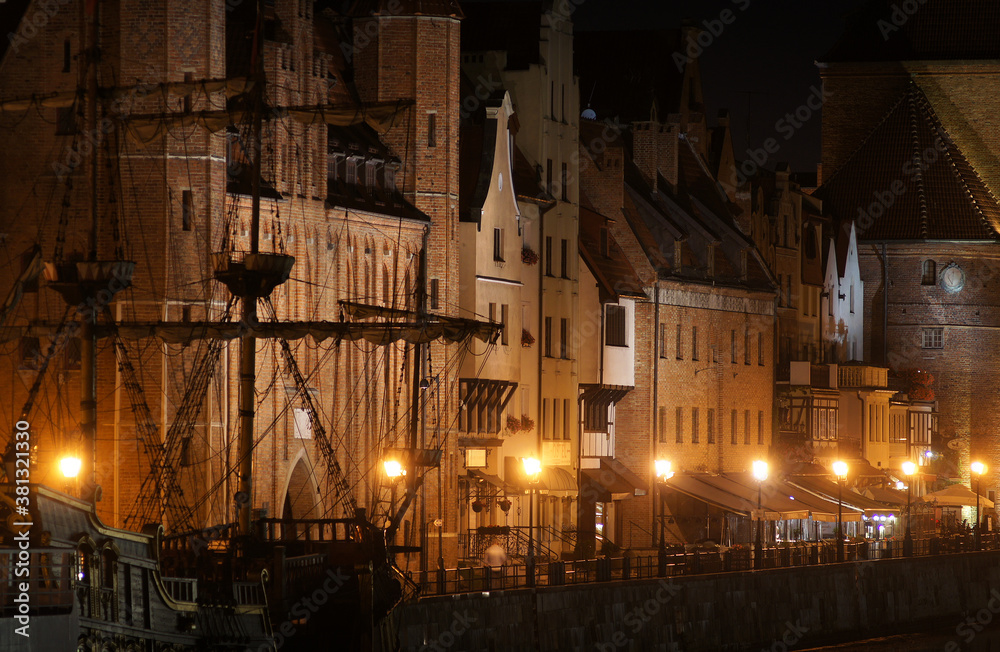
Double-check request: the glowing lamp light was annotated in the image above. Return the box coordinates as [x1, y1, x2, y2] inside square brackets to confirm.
[902, 461, 916, 476]
[383, 460, 404, 479]
[654, 459, 673, 481]
[972, 461, 986, 476]
[60, 456, 82, 479]
[752, 460, 769, 482]
[832, 460, 849, 480]
[522, 457, 541, 479]
[896, 481, 905, 490]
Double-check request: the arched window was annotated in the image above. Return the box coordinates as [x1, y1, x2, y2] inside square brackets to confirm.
[922, 260, 936, 285]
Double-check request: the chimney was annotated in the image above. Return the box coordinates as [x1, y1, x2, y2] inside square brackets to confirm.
[632, 122, 677, 190]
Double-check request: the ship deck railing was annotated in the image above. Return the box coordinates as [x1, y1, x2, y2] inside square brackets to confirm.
[0, 549, 77, 614]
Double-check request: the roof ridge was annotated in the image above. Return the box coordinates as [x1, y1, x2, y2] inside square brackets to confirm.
[906, 86, 929, 239]
[913, 87, 1000, 238]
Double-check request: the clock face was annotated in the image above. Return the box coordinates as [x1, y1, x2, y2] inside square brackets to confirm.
[940, 265, 965, 293]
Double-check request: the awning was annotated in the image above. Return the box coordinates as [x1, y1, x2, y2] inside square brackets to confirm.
[466, 469, 513, 494]
[663, 472, 863, 522]
[921, 483, 995, 508]
[581, 457, 647, 501]
[790, 475, 900, 517]
[504, 456, 577, 492]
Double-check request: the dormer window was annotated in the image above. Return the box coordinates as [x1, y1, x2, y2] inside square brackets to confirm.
[365, 161, 376, 189]
[346, 158, 358, 185]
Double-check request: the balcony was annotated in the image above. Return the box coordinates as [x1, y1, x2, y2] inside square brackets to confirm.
[839, 364, 888, 389]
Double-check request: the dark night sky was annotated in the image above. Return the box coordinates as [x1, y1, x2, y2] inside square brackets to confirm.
[468, 0, 871, 178]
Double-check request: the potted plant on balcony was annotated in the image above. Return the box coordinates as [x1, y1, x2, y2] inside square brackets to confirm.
[505, 414, 522, 434]
[521, 246, 539, 265]
[521, 329, 535, 347]
[520, 415, 534, 432]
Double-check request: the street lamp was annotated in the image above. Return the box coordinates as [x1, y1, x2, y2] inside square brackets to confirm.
[522, 457, 541, 587]
[752, 460, 768, 570]
[972, 461, 986, 551]
[832, 460, 848, 562]
[384, 459, 405, 542]
[60, 455, 82, 496]
[655, 459, 673, 576]
[902, 460, 916, 556]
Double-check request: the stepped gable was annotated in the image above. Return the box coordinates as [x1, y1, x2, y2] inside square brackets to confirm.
[820, 0, 1000, 63]
[816, 82, 1000, 241]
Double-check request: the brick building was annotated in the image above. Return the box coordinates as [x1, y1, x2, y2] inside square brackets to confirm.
[575, 30, 777, 547]
[817, 0, 1000, 504]
[0, 0, 476, 568]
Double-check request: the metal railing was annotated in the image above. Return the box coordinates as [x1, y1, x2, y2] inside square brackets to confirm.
[413, 533, 998, 598]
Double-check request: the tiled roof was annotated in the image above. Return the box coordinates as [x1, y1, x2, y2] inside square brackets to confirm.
[816, 82, 1000, 241]
[821, 0, 1000, 62]
[579, 207, 646, 301]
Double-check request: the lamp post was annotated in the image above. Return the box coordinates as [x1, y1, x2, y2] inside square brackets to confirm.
[60, 455, 82, 496]
[522, 457, 541, 587]
[752, 460, 768, 570]
[654, 460, 673, 577]
[833, 460, 848, 562]
[972, 461, 986, 551]
[383, 459, 405, 544]
[902, 461, 916, 556]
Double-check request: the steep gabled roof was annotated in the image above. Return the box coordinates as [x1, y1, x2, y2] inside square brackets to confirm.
[820, 0, 1000, 63]
[579, 208, 646, 302]
[816, 83, 1000, 241]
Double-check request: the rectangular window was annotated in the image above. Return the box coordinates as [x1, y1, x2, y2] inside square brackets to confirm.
[183, 72, 193, 113]
[181, 190, 193, 231]
[427, 112, 437, 148]
[493, 228, 504, 262]
[501, 304, 509, 346]
[707, 408, 715, 444]
[545, 317, 553, 357]
[488, 302, 496, 324]
[658, 407, 667, 443]
[676, 324, 683, 360]
[293, 408, 313, 440]
[550, 81, 555, 117]
[560, 238, 568, 278]
[675, 407, 683, 444]
[599, 228, 609, 257]
[744, 410, 751, 445]
[180, 437, 192, 466]
[731, 409, 738, 445]
[365, 161, 376, 189]
[744, 329, 751, 365]
[547, 159, 553, 195]
[606, 305, 626, 347]
[561, 162, 568, 201]
[346, 159, 358, 184]
[692, 327, 698, 361]
[564, 399, 571, 440]
[542, 399, 550, 440]
[430, 279, 439, 310]
[19, 336, 40, 370]
[21, 250, 38, 292]
[731, 330, 737, 363]
[850, 284, 855, 314]
[560, 318, 569, 358]
[659, 324, 667, 358]
[545, 236, 553, 276]
[758, 411, 764, 445]
[691, 407, 699, 444]
[758, 332, 764, 365]
[922, 328, 943, 349]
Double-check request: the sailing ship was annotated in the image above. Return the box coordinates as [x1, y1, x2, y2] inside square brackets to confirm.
[0, 0, 481, 649]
